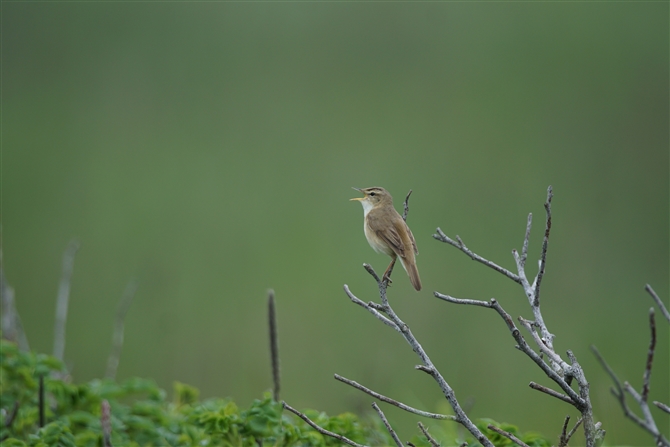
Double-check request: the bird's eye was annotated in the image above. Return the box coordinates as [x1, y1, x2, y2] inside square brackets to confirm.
[369, 192, 375, 196]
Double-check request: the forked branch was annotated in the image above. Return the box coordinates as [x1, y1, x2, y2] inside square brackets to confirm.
[434, 187, 603, 446]
[592, 304, 669, 447]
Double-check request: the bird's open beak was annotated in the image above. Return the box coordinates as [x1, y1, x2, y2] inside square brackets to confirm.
[350, 187, 365, 201]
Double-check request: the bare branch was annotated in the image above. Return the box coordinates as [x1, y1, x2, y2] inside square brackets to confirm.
[101, 400, 112, 447]
[53, 239, 80, 361]
[334, 374, 455, 420]
[346, 278, 495, 447]
[433, 292, 492, 308]
[282, 401, 368, 447]
[593, 305, 669, 447]
[533, 186, 552, 307]
[417, 422, 441, 447]
[435, 294, 585, 409]
[372, 402, 403, 447]
[434, 186, 603, 445]
[267, 289, 281, 402]
[641, 308, 656, 402]
[591, 345, 639, 419]
[645, 284, 670, 324]
[106, 280, 138, 380]
[520, 214, 532, 268]
[402, 190, 412, 222]
[558, 415, 583, 447]
[486, 424, 530, 447]
[0, 267, 30, 351]
[39, 374, 45, 428]
[343, 284, 398, 331]
[363, 263, 381, 284]
[432, 228, 521, 285]
[528, 382, 574, 405]
[654, 401, 670, 414]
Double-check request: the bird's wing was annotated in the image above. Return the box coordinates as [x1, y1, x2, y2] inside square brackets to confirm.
[406, 223, 418, 256]
[367, 213, 406, 257]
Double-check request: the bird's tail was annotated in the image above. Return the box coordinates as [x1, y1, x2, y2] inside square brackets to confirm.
[400, 257, 422, 291]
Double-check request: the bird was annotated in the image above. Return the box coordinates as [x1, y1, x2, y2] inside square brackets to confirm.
[350, 187, 421, 291]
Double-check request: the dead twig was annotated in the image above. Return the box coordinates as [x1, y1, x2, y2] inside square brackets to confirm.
[105, 280, 138, 380]
[486, 424, 530, 447]
[334, 374, 454, 420]
[53, 239, 80, 362]
[372, 402, 403, 447]
[267, 290, 280, 402]
[591, 308, 668, 447]
[646, 284, 670, 323]
[558, 415, 583, 447]
[417, 422, 440, 447]
[281, 401, 368, 447]
[101, 400, 112, 447]
[528, 382, 574, 406]
[434, 187, 603, 446]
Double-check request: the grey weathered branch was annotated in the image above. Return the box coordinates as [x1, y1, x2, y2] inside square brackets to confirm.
[434, 187, 603, 446]
[654, 401, 670, 414]
[646, 284, 670, 323]
[486, 424, 530, 447]
[53, 239, 80, 362]
[1, 265, 30, 351]
[345, 274, 494, 446]
[592, 309, 669, 447]
[528, 382, 574, 405]
[417, 422, 440, 447]
[372, 402, 403, 447]
[267, 290, 281, 402]
[533, 186, 552, 307]
[402, 190, 412, 221]
[106, 280, 138, 380]
[282, 401, 368, 447]
[334, 374, 455, 420]
[558, 415, 583, 447]
[432, 228, 521, 285]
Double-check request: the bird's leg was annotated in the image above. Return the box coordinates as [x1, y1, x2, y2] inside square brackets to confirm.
[382, 257, 397, 285]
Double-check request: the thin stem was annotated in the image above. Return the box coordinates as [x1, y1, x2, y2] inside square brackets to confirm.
[267, 290, 281, 402]
[558, 416, 583, 447]
[39, 374, 45, 428]
[486, 424, 530, 447]
[653, 401, 670, 414]
[402, 190, 413, 222]
[433, 228, 521, 285]
[334, 374, 455, 420]
[418, 422, 441, 447]
[520, 214, 532, 268]
[645, 284, 670, 323]
[641, 308, 656, 402]
[282, 401, 368, 447]
[106, 280, 138, 380]
[528, 382, 574, 405]
[101, 400, 112, 447]
[533, 186, 552, 307]
[53, 239, 80, 361]
[372, 402, 403, 447]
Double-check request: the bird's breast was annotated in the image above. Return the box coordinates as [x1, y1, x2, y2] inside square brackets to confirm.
[364, 220, 394, 256]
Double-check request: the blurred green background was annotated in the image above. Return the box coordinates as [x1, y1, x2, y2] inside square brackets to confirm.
[3, 2, 668, 445]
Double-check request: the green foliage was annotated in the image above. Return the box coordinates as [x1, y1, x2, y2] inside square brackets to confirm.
[1, 339, 553, 446]
[0, 339, 383, 446]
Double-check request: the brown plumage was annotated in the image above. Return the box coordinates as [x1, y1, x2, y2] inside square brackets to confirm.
[351, 187, 422, 291]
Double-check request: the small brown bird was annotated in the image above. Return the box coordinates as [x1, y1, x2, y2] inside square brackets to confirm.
[351, 187, 421, 291]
